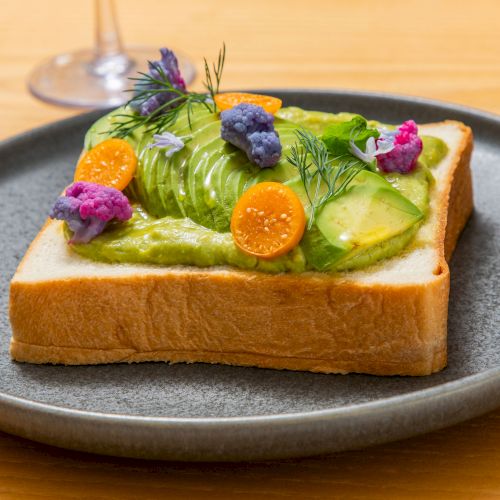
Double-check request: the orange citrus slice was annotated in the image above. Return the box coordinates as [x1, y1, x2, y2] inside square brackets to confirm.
[231, 182, 306, 259]
[215, 93, 282, 115]
[74, 138, 137, 191]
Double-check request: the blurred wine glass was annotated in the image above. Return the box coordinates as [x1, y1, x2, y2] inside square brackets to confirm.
[28, 0, 195, 108]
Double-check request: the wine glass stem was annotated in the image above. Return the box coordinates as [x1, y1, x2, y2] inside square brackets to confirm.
[90, 0, 132, 76]
[95, 0, 124, 57]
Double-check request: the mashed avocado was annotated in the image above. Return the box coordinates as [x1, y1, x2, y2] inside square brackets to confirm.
[70, 206, 306, 273]
[73, 106, 448, 273]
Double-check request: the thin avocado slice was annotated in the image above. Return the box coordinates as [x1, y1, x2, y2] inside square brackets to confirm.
[169, 113, 220, 219]
[186, 125, 226, 224]
[126, 128, 149, 206]
[155, 144, 187, 218]
[202, 153, 223, 223]
[182, 145, 203, 222]
[167, 142, 192, 217]
[300, 224, 353, 271]
[83, 110, 114, 150]
[181, 121, 222, 222]
[209, 147, 245, 230]
[275, 107, 383, 135]
[275, 107, 359, 135]
[135, 139, 167, 217]
[119, 105, 220, 219]
[191, 137, 229, 228]
[199, 143, 229, 228]
[173, 106, 215, 135]
[246, 158, 297, 187]
[222, 160, 256, 228]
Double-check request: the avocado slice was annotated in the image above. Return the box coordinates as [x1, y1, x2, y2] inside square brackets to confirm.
[286, 169, 423, 271]
[202, 152, 227, 227]
[275, 107, 382, 135]
[286, 169, 392, 212]
[168, 144, 190, 217]
[191, 136, 229, 228]
[300, 224, 352, 271]
[181, 121, 221, 222]
[209, 148, 247, 231]
[308, 183, 423, 271]
[318, 185, 422, 246]
[133, 134, 173, 218]
[382, 164, 433, 214]
[173, 111, 219, 220]
[222, 159, 255, 228]
[188, 139, 216, 221]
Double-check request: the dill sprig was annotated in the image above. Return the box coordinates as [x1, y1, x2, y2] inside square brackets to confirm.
[203, 42, 226, 112]
[287, 129, 366, 228]
[107, 44, 226, 139]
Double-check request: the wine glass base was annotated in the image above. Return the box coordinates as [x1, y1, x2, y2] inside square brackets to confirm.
[28, 46, 196, 109]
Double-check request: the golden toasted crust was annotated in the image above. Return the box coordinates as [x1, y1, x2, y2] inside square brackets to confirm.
[8, 122, 474, 375]
[9, 271, 449, 375]
[441, 122, 474, 261]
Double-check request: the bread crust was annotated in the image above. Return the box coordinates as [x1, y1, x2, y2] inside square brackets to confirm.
[8, 121, 474, 375]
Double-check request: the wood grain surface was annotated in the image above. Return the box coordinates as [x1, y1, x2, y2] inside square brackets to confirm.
[1, 0, 500, 497]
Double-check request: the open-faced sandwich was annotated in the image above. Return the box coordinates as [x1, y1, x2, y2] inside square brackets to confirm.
[9, 47, 473, 375]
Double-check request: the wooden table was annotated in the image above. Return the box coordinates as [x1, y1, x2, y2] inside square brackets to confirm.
[1, 0, 500, 497]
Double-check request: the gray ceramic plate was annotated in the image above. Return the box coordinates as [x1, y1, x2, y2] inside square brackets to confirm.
[0, 90, 499, 461]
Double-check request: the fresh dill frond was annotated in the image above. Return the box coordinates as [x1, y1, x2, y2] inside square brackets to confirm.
[203, 42, 226, 112]
[106, 44, 227, 139]
[287, 128, 366, 228]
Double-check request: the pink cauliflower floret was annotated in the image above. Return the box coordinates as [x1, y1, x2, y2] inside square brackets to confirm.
[50, 181, 132, 244]
[66, 182, 133, 222]
[376, 120, 423, 174]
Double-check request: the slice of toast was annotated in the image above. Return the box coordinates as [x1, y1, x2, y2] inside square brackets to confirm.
[8, 121, 473, 375]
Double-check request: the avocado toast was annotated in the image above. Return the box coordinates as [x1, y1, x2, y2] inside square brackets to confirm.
[8, 48, 473, 375]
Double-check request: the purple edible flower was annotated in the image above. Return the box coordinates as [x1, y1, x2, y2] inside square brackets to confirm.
[131, 48, 187, 116]
[220, 103, 281, 168]
[349, 128, 398, 164]
[147, 131, 185, 157]
[376, 120, 423, 174]
[50, 182, 133, 244]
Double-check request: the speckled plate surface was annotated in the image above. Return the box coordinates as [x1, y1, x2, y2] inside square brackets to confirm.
[0, 90, 499, 461]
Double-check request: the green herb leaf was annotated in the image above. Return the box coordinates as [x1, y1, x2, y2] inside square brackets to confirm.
[321, 116, 379, 158]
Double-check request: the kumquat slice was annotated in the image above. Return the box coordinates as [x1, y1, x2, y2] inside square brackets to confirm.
[231, 182, 306, 259]
[74, 138, 137, 191]
[215, 92, 283, 115]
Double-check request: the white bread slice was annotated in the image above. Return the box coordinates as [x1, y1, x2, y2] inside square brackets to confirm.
[8, 121, 473, 375]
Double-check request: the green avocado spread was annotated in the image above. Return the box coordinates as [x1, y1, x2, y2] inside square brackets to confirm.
[72, 105, 448, 273]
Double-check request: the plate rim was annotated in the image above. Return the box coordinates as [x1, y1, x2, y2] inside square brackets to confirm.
[0, 363, 498, 425]
[3, 87, 500, 147]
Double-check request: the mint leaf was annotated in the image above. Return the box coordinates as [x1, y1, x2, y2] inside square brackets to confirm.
[321, 116, 379, 158]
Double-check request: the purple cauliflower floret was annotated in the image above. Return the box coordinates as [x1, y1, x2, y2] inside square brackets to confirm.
[220, 103, 282, 168]
[376, 120, 423, 174]
[247, 131, 282, 168]
[50, 196, 89, 237]
[131, 48, 187, 116]
[49, 182, 133, 244]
